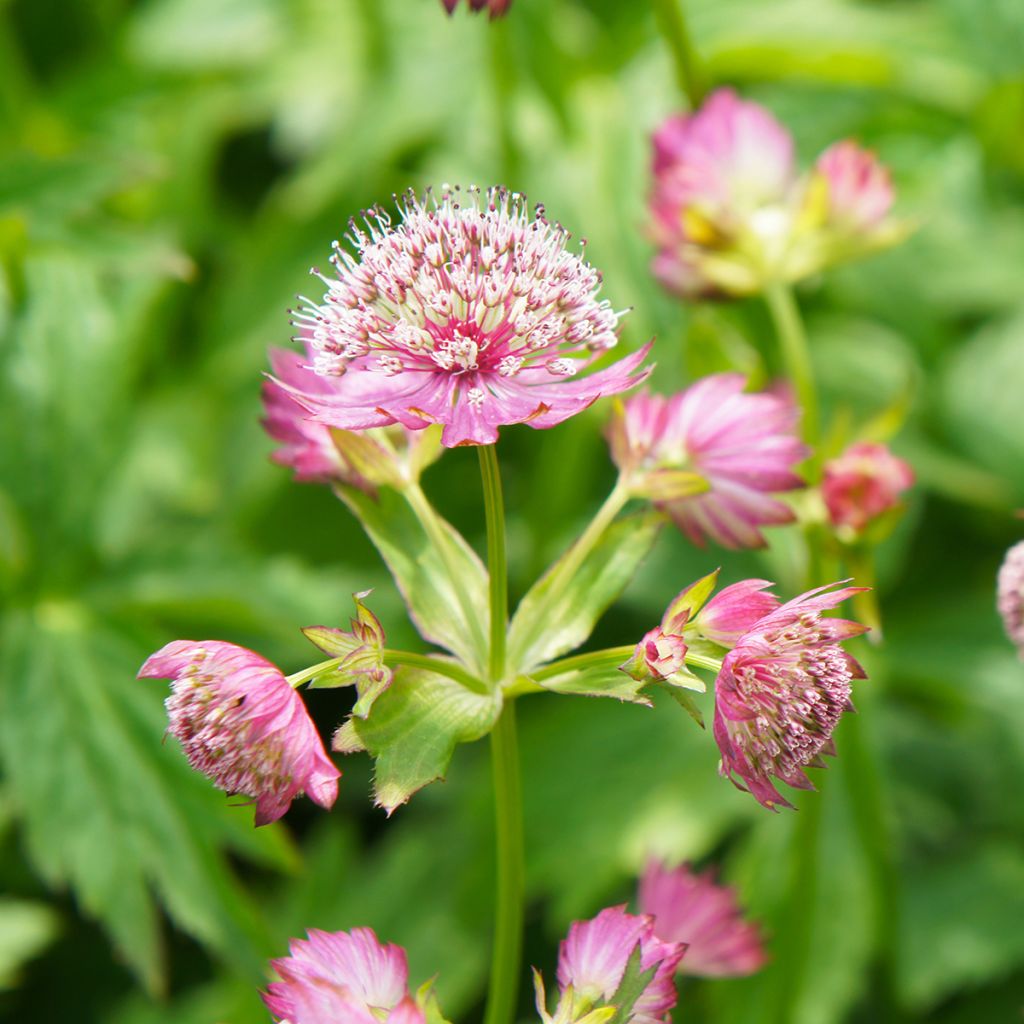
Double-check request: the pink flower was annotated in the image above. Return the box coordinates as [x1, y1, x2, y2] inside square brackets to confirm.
[638, 860, 767, 977]
[609, 375, 808, 549]
[998, 540, 1024, 659]
[695, 578, 781, 648]
[541, 905, 686, 1024]
[275, 186, 650, 448]
[713, 583, 868, 809]
[621, 627, 688, 685]
[816, 141, 894, 231]
[822, 441, 914, 534]
[442, 0, 511, 15]
[263, 927, 425, 1024]
[138, 641, 339, 825]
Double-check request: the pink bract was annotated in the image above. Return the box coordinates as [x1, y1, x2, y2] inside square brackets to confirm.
[275, 186, 651, 448]
[638, 860, 767, 977]
[816, 141, 895, 231]
[713, 583, 868, 809]
[263, 927, 423, 1024]
[138, 641, 339, 826]
[998, 540, 1024, 660]
[822, 441, 914, 533]
[696, 579, 781, 648]
[556, 905, 686, 1024]
[610, 374, 808, 549]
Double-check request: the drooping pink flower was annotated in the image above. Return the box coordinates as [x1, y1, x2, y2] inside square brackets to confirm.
[609, 375, 808, 549]
[816, 141, 894, 231]
[638, 860, 767, 977]
[442, 0, 511, 15]
[544, 905, 686, 1024]
[821, 441, 914, 534]
[713, 583, 868, 809]
[275, 186, 650, 448]
[695, 579, 781, 648]
[138, 641, 339, 825]
[998, 540, 1024, 659]
[264, 927, 425, 1024]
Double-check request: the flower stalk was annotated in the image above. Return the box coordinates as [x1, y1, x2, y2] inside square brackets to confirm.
[764, 283, 819, 457]
[652, 0, 705, 106]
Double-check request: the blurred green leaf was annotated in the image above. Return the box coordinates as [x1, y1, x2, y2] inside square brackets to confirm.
[0, 898, 59, 990]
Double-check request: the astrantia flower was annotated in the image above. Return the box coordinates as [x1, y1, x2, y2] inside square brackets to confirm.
[138, 641, 339, 825]
[263, 347, 442, 489]
[608, 375, 807, 549]
[998, 540, 1024, 659]
[713, 583, 868, 809]
[695, 578, 781, 648]
[442, 0, 511, 16]
[537, 906, 686, 1024]
[821, 441, 914, 535]
[649, 88, 903, 296]
[276, 186, 651, 448]
[638, 860, 767, 977]
[264, 927, 426, 1024]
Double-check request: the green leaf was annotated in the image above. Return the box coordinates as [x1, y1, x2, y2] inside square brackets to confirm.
[537, 666, 653, 705]
[340, 487, 489, 674]
[352, 667, 501, 813]
[508, 513, 662, 674]
[660, 684, 706, 729]
[0, 898, 60, 990]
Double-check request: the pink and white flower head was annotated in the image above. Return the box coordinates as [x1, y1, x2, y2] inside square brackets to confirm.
[276, 186, 650, 448]
[821, 441, 914, 535]
[264, 927, 426, 1024]
[609, 374, 808, 549]
[442, 0, 511, 16]
[263, 347, 442, 490]
[537, 906, 686, 1024]
[815, 141, 894, 232]
[638, 860, 767, 978]
[138, 641, 339, 826]
[998, 540, 1024, 660]
[713, 583, 868, 810]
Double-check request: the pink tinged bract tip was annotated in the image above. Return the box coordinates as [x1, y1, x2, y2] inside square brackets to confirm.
[816, 140, 895, 230]
[696, 579, 781, 648]
[609, 375, 808, 550]
[263, 927, 423, 1024]
[998, 541, 1024, 660]
[821, 441, 914, 533]
[138, 640, 339, 825]
[638, 860, 767, 977]
[712, 582, 869, 809]
[274, 186, 651, 448]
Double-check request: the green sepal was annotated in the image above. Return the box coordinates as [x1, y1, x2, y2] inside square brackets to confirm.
[658, 661, 706, 693]
[636, 468, 711, 503]
[606, 943, 660, 1024]
[301, 625, 359, 660]
[664, 568, 720, 631]
[660, 683, 706, 729]
[415, 978, 454, 1024]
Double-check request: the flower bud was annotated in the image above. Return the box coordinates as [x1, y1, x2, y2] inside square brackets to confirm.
[821, 441, 913, 536]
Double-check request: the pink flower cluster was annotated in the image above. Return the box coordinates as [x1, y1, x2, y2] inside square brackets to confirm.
[822, 441, 914, 534]
[609, 374, 807, 549]
[274, 186, 650, 448]
[650, 88, 898, 296]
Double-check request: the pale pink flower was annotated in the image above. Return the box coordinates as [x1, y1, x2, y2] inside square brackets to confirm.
[609, 375, 807, 549]
[638, 860, 766, 977]
[264, 927, 425, 1024]
[541, 905, 686, 1024]
[138, 641, 339, 825]
[998, 540, 1024, 659]
[442, 0, 511, 15]
[713, 583, 868, 809]
[816, 141, 894, 231]
[275, 186, 650, 448]
[695, 579, 781, 648]
[821, 441, 914, 534]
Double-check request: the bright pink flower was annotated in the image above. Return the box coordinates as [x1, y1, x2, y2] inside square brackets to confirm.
[138, 641, 339, 825]
[695, 579, 781, 648]
[998, 540, 1024, 659]
[609, 375, 808, 549]
[821, 441, 914, 533]
[713, 583, 868, 809]
[816, 141, 894, 231]
[275, 186, 650, 448]
[638, 860, 767, 977]
[442, 0, 511, 15]
[621, 627, 688, 685]
[550, 905, 686, 1024]
[264, 927, 424, 1024]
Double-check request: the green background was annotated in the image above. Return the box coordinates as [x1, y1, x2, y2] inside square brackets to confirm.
[2, 0, 1023, 1020]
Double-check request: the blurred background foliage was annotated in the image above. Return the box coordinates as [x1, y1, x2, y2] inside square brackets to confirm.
[1, 0, 1023, 1021]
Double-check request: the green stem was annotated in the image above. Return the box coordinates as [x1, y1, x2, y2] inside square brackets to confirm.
[489, 15, 521, 183]
[845, 545, 883, 642]
[478, 446, 508, 683]
[531, 644, 722, 682]
[652, 0, 706, 106]
[286, 651, 486, 694]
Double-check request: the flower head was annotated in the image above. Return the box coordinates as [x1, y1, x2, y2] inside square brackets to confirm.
[695, 578, 781, 649]
[537, 905, 686, 1024]
[609, 375, 807, 549]
[998, 540, 1024, 659]
[264, 927, 426, 1024]
[638, 860, 767, 977]
[822, 441, 914, 535]
[276, 186, 650, 448]
[713, 583, 868, 809]
[138, 641, 339, 825]
[815, 141, 894, 232]
[442, 0, 511, 15]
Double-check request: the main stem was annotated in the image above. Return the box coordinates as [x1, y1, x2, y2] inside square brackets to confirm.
[479, 445, 523, 1024]
[652, 0, 705, 106]
[765, 283, 820, 458]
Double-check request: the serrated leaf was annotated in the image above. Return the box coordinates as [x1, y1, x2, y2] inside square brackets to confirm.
[339, 487, 488, 674]
[659, 684, 706, 729]
[606, 942, 659, 1024]
[508, 513, 662, 674]
[352, 667, 501, 813]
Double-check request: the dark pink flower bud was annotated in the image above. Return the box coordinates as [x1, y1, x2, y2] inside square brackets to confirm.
[622, 627, 688, 684]
[816, 140, 894, 231]
[138, 641, 339, 825]
[638, 860, 767, 977]
[998, 540, 1024, 659]
[821, 441, 914, 534]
